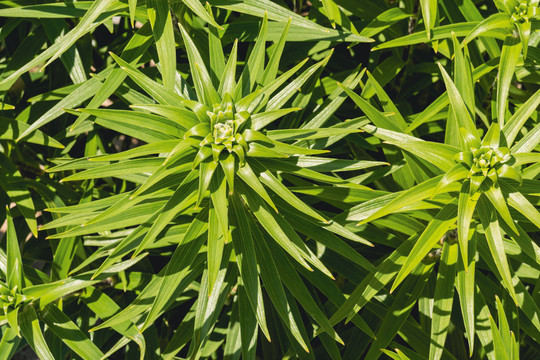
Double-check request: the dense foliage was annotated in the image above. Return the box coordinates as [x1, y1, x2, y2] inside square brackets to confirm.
[0, 0, 539, 359]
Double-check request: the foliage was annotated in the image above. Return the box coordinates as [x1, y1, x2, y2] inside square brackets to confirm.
[0, 0, 539, 359]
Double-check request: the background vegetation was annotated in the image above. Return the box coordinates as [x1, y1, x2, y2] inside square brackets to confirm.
[0, 0, 539, 359]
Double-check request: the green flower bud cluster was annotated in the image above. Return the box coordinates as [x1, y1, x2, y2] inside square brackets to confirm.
[454, 141, 521, 194]
[0, 285, 26, 311]
[511, 0, 538, 22]
[461, 145, 511, 178]
[0, 282, 29, 332]
[183, 94, 250, 166]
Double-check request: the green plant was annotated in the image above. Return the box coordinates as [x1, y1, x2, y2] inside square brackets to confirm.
[0, 0, 539, 359]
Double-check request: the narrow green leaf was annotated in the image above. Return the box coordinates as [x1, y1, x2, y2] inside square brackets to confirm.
[237, 162, 277, 211]
[71, 23, 154, 130]
[391, 202, 457, 292]
[462, 13, 513, 45]
[133, 171, 198, 257]
[235, 13, 268, 98]
[0, 327, 21, 360]
[251, 225, 310, 352]
[198, 159, 218, 207]
[477, 198, 518, 304]
[260, 17, 291, 86]
[141, 211, 209, 331]
[89, 139, 179, 162]
[254, 164, 326, 223]
[0, 0, 116, 88]
[41, 304, 105, 360]
[251, 108, 302, 131]
[6, 207, 23, 290]
[238, 181, 332, 277]
[429, 240, 458, 360]
[359, 176, 442, 225]
[269, 241, 344, 344]
[500, 179, 540, 229]
[329, 236, 416, 326]
[489, 315, 510, 360]
[457, 181, 479, 270]
[207, 4, 226, 87]
[364, 262, 434, 360]
[437, 63, 480, 146]
[484, 185, 519, 234]
[420, 0, 438, 39]
[130, 104, 200, 130]
[0, 117, 63, 148]
[503, 89, 540, 145]
[179, 24, 220, 106]
[128, 0, 137, 26]
[230, 194, 271, 341]
[219, 40, 238, 97]
[212, 0, 357, 33]
[341, 84, 400, 131]
[363, 125, 459, 171]
[110, 52, 185, 105]
[183, 0, 223, 29]
[373, 21, 507, 51]
[455, 231, 476, 356]
[210, 168, 229, 243]
[267, 52, 331, 111]
[0, 154, 38, 235]
[497, 36, 522, 126]
[19, 307, 54, 360]
[237, 286, 258, 359]
[207, 207, 223, 294]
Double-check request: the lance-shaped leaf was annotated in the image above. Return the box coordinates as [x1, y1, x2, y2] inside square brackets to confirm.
[0, 154, 37, 235]
[133, 171, 198, 257]
[41, 304, 105, 360]
[260, 17, 291, 87]
[0, 0, 116, 88]
[266, 52, 332, 111]
[184, 0, 222, 29]
[420, 0, 438, 39]
[147, 0, 176, 91]
[476, 198, 518, 304]
[110, 52, 185, 105]
[359, 176, 443, 225]
[70, 23, 154, 130]
[179, 23, 220, 106]
[437, 63, 480, 147]
[503, 88, 540, 145]
[457, 181, 480, 269]
[235, 13, 268, 99]
[207, 206, 224, 294]
[455, 230, 477, 356]
[363, 125, 460, 172]
[229, 194, 271, 341]
[139, 211, 209, 331]
[19, 307, 54, 360]
[483, 185, 519, 234]
[0, 327, 20, 360]
[462, 13, 513, 45]
[429, 240, 459, 360]
[6, 207, 23, 290]
[497, 36, 522, 127]
[237, 181, 333, 278]
[390, 202, 457, 292]
[329, 236, 416, 326]
[364, 262, 435, 359]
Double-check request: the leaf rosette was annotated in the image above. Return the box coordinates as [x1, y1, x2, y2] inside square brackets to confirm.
[338, 36, 540, 329]
[43, 15, 384, 353]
